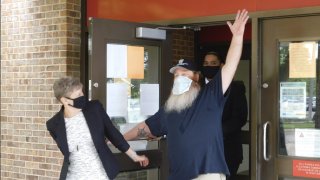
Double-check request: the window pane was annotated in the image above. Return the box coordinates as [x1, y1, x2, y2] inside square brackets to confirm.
[278, 41, 319, 158]
[106, 44, 160, 151]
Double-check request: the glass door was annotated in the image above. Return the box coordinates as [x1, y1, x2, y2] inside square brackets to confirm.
[106, 43, 161, 179]
[88, 18, 172, 180]
[260, 15, 320, 180]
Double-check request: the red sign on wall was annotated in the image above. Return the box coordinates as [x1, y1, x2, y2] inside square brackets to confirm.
[293, 160, 320, 179]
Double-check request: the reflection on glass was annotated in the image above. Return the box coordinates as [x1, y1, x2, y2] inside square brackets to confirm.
[278, 41, 319, 158]
[116, 168, 158, 180]
[106, 44, 160, 151]
[106, 44, 159, 123]
[106, 44, 160, 180]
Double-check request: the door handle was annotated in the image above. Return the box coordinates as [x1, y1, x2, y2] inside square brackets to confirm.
[262, 83, 269, 89]
[93, 82, 99, 88]
[263, 121, 271, 161]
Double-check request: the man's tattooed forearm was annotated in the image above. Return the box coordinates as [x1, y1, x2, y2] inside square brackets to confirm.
[137, 127, 148, 138]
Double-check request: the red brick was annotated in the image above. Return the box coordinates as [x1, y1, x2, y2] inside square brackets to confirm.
[1, 0, 80, 179]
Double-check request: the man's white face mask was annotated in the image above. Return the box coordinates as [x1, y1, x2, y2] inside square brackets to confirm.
[172, 76, 193, 95]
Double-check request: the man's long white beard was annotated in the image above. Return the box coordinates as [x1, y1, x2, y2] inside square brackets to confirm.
[164, 82, 200, 113]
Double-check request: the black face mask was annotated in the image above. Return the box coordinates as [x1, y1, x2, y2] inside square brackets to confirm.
[202, 66, 220, 79]
[65, 96, 87, 109]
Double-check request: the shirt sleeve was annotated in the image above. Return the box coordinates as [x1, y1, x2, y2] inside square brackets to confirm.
[145, 108, 167, 137]
[206, 69, 230, 107]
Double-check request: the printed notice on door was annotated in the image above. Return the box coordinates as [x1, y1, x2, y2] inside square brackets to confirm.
[295, 128, 320, 158]
[293, 160, 320, 179]
[289, 42, 317, 78]
[280, 82, 306, 119]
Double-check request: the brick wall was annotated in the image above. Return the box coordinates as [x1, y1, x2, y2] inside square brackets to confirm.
[1, 0, 81, 179]
[172, 29, 195, 64]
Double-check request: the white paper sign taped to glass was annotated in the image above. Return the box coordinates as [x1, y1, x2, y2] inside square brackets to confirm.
[280, 82, 306, 119]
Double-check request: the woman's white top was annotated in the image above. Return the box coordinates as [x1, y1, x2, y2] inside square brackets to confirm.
[64, 112, 109, 180]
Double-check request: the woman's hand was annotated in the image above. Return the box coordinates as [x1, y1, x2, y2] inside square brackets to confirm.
[126, 148, 149, 167]
[134, 154, 149, 167]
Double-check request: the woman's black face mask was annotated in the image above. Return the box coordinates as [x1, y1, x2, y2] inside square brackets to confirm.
[202, 66, 220, 79]
[65, 96, 87, 109]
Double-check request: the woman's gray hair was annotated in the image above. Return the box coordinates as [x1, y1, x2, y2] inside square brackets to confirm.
[53, 76, 83, 100]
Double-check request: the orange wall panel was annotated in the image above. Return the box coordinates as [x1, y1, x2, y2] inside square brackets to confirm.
[87, 0, 256, 22]
[256, 0, 320, 11]
[87, 0, 320, 22]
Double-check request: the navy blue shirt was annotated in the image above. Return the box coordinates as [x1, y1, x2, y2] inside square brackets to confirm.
[146, 70, 230, 180]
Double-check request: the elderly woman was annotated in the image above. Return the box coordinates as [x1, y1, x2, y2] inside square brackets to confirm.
[47, 77, 149, 180]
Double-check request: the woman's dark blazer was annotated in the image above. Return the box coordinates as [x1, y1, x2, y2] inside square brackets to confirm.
[46, 100, 130, 180]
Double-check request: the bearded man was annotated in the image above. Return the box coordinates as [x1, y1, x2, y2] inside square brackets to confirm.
[124, 9, 249, 180]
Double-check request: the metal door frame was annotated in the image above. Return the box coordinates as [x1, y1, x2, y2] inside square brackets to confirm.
[86, 18, 172, 180]
[258, 14, 320, 180]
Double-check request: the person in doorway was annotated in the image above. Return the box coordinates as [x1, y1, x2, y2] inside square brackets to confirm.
[123, 10, 249, 180]
[46, 77, 149, 180]
[201, 51, 248, 180]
